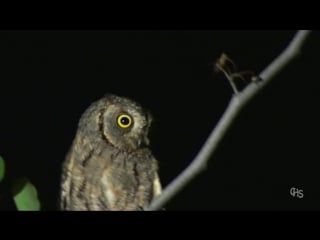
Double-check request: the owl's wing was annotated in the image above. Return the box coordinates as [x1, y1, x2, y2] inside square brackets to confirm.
[152, 173, 162, 198]
[59, 150, 74, 210]
[151, 173, 166, 211]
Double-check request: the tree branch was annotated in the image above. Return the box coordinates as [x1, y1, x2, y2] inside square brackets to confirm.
[146, 30, 312, 211]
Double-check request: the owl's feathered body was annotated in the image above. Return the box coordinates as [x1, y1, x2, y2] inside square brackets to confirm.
[60, 94, 161, 210]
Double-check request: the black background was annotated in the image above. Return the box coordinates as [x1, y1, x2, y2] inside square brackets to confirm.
[0, 30, 319, 210]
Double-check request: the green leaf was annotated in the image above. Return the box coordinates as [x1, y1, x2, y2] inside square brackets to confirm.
[12, 177, 41, 211]
[0, 155, 5, 183]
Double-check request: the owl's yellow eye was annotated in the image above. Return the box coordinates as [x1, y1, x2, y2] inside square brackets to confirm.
[117, 114, 133, 129]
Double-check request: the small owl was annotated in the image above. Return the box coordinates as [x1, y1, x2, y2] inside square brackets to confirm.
[59, 94, 162, 210]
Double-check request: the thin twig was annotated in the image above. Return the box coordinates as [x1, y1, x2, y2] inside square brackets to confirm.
[146, 30, 312, 211]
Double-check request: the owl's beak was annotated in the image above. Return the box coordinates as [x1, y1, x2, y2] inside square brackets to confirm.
[138, 135, 149, 147]
[131, 135, 149, 149]
[143, 135, 150, 146]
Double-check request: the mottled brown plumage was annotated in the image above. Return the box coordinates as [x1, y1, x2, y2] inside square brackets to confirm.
[60, 94, 161, 210]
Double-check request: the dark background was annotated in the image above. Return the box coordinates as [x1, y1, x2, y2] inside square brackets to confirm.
[0, 30, 319, 210]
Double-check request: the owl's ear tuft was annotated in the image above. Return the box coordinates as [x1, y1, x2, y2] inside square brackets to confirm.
[103, 93, 117, 99]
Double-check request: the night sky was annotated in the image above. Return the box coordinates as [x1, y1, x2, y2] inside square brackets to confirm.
[0, 30, 319, 210]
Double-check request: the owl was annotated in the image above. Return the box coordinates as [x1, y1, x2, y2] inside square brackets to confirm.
[59, 94, 162, 210]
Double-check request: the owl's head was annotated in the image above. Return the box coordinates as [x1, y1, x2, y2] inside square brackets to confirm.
[78, 94, 153, 151]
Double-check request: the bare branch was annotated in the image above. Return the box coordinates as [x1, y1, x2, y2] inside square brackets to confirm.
[146, 30, 312, 211]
